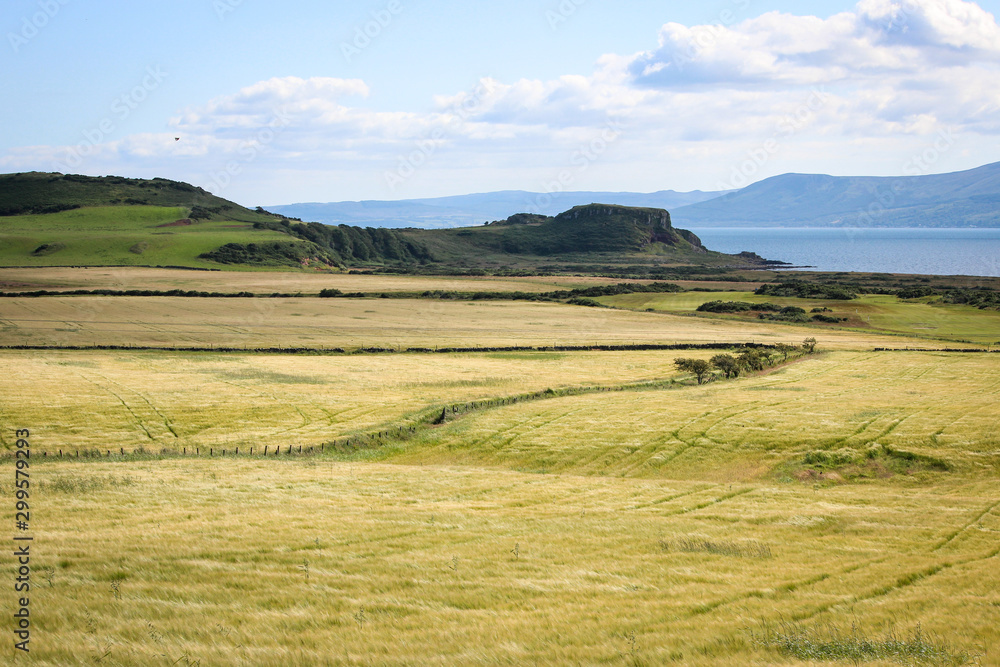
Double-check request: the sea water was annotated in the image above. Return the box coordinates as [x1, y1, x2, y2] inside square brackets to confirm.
[690, 228, 1000, 277]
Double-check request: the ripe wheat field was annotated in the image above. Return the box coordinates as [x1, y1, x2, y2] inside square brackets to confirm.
[1, 272, 998, 665]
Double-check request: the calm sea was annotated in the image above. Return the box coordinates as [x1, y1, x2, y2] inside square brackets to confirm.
[689, 227, 1000, 278]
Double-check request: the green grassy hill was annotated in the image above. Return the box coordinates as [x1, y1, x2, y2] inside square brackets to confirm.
[0, 173, 432, 269]
[0, 172, 267, 218]
[397, 203, 762, 273]
[0, 205, 313, 269]
[0, 173, 765, 272]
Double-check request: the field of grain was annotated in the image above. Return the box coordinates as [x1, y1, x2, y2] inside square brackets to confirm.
[376, 351, 1000, 481]
[0, 266, 714, 294]
[602, 291, 1000, 345]
[3, 456, 996, 666]
[0, 348, 722, 454]
[2, 268, 998, 666]
[0, 295, 933, 350]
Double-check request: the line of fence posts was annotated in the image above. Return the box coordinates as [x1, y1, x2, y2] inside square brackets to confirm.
[26, 360, 759, 462]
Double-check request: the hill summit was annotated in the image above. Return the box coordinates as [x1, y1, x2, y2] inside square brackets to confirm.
[472, 203, 705, 255]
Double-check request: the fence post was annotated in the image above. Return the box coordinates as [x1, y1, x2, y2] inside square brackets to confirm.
[265, 446, 268, 455]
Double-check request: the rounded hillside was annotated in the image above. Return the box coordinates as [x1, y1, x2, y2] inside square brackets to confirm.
[473, 203, 705, 255]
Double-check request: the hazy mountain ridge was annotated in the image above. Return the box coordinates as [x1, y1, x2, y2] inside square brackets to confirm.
[269, 162, 1000, 229]
[267, 189, 723, 229]
[671, 162, 1000, 228]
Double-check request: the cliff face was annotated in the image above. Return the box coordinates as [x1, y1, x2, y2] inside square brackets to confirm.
[477, 203, 705, 255]
[545, 204, 704, 254]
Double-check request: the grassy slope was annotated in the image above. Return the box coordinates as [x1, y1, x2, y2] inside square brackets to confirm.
[0, 206, 308, 268]
[404, 222, 740, 271]
[0, 173, 332, 269]
[0, 172, 265, 213]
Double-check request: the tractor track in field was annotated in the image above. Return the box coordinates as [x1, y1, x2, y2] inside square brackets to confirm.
[932, 499, 1000, 552]
[76, 372, 155, 442]
[663, 487, 755, 517]
[92, 372, 180, 439]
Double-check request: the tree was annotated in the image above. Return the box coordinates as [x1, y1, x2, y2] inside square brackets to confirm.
[802, 337, 818, 354]
[775, 343, 795, 361]
[710, 354, 741, 379]
[737, 348, 766, 372]
[674, 357, 712, 384]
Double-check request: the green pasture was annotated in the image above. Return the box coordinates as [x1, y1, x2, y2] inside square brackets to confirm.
[0, 206, 303, 268]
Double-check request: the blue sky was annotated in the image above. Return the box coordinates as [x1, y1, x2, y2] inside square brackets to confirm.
[3, 0, 1000, 205]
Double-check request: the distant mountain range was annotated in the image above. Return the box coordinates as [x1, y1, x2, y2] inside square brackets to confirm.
[672, 161, 1000, 228]
[266, 190, 722, 229]
[269, 161, 1000, 229]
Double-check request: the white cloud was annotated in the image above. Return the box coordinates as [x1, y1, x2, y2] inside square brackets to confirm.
[4, 1, 999, 202]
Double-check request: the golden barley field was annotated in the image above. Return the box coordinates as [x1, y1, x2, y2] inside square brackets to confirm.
[0, 348, 721, 454]
[0, 266, 715, 294]
[379, 351, 1000, 481]
[2, 269, 999, 666]
[0, 295, 934, 350]
[2, 458, 996, 666]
